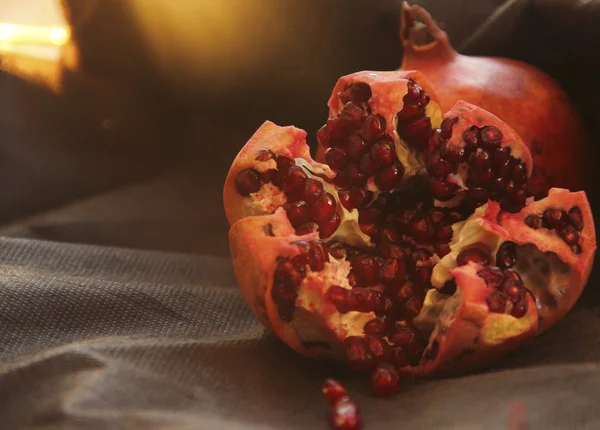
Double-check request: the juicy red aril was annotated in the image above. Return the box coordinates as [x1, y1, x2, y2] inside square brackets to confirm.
[440, 116, 458, 139]
[409, 217, 436, 244]
[272, 259, 304, 320]
[364, 317, 389, 336]
[439, 144, 466, 164]
[543, 208, 567, 229]
[310, 193, 336, 225]
[390, 326, 422, 364]
[329, 397, 362, 430]
[327, 116, 354, 140]
[344, 336, 374, 371]
[302, 179, 325, 205]
[283, 165, 307, 198]
[316, 125, 331, 148]
[486, 291, 507, 313]
[559, 225, 580, 246]
[309, 240, 329, 271]
[502, 280, 526, 303]
[341, 102, 364, 122]
[568, 206, 584, 231]
[404, 82, 421, 104]
[427, 152, 455, 177]
[325, 147, 348, 170]
[322, 379, 348, 407]
[339, 82, 371, 105]
[352, 256, 380, 287]
[370, 140, 396, 167]
[276, 156, 294, 176]
[376, 163, 404, 191]
[391, 346, 409, 367]
[379, 259, 406, 284]
[296, 222, 319, 235]
[397, 104, 424, 122]
[361, 114, 387, 141]
[320, 212, 341, 238]
[431, 180, 458, 201]
[511, 298, 528, 318]
[328, 285, 351, 313]
[347, 135, 369, 161]
[398, 116, 432, 147]
[525, 214, 543, 229]
[469, 149, 491, 171]
[480, 126, 503, 150]
[285, 201, 308, 227]
[418, 91, 430, 106]
[512, 164, 527, 186]
[462, 126, 480, 151]
[477, 266, 505, 288]
[364, 334, 392, 364]
[345, 164, 367, 186]
[370, 364, 400, 397]
[235, 168, 262, 196]
[496, 241, 518, 269]
[493, 146, 511, 166]
[456, 245, 490, 266]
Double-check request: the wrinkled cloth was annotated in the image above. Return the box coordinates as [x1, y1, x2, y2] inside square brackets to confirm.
[1, 0, 600, 429]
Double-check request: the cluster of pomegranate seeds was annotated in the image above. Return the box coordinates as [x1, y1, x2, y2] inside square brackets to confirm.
[320, 84, 407, 197]
[322, 379, 363, 430]
[525, 206, 584, 254]
[271, 240, 330, 320]
[396, 78, 434, 150]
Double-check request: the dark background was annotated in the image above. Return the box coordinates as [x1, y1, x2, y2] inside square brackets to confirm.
[0, 0, 599, 428]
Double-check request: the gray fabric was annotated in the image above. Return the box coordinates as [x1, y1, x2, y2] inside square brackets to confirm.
[1, 0, 600, 429]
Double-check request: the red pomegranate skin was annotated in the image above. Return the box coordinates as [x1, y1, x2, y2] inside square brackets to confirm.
[399, 3, 591, 196]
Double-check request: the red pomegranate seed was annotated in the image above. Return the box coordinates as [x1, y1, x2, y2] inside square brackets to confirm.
[322, 379, 348, 406]
[409, 217, 436, 244]
[404, 82, 421, 104]
[503, 269, 523, 283]
[511, 298, 528, 318]
[370, 364, 400, 397]
[465, 187, 490, 204]
[350, 186, 371, 210]
[440, 116, 459, 139]
[345, 164, 367, 186]
[347, 134, 369, 161]
[329, 397, 363, 430]
[430, 179, 459, 201]
[310, 193, 336, 225]
[502, 280, 526, 303]
[338, 190, 353, 211]
[320, 212, 341, 238]
[423, 130, 444, 157]
[341, 102, 364, 122]
[512, 163, 527, 186]
[434, 243, 451, 258]
[496, 241, 518, 269]
[397, 116, 432, 145]
[327, 285, 351, 313]
[283, 165, 308, 198]
[344, 336, 374, 371]
[462, 126, 480, 151]
[381, 243, 410, 261]
[568, 206, 584, 231]
[276, 156, 295, 176]
[427, 152, 455, 177]
[352, 257, 380, 287]
[486, 291, 507, 313]
[391, 346, 409, 367]
[339, 82, 371, 105]
[492, 146, 511, 166]
[325, 147, 349, 171]
[235, 168, 262, 196]
[480, 126, 503, 150]
[397, 104, 424, 122]
[370, 139, 396, 168]
[559, 225, 580, 246]
[436, 223, 454, 242]
[316, 125, 332, 148]
[376, 163, 404, 191]
[379, 259, 407, 284]
[364, 334, 392, 364]
[477, 266, 505, 288]
[327, 116, 353, 140]
[524, 214, 543, 229]
[364, 317, 389, 336]
[401, 296, 423, 321]
[543, 208, 567, 229]
[361, 114, 387, 141]
[389, 325, 417, 346]
[301, 179, 324, 205]
[358, 154, 376, 175]
[468, 148, 491, 171]
[456, 245, 490, 266]
[418, 90, 431, 106]
[308, 240, 329, 271]
[439, 143, 466, 164]
[285, 201, 309, 227]
[296, 222, 319, 235]
[496, 160, 511, 178]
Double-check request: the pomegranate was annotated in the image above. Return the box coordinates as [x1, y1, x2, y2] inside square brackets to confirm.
[223, 70, 596, 381]
[398, 3, 591, 198]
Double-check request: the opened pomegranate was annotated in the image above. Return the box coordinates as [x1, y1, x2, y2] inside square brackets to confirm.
[223, 70, 596, 380]
[399, 3, 591, 198]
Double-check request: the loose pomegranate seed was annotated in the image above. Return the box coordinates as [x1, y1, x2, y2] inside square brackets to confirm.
[434, 243, 451, 258]
[376, 163, 404, 191]
[310, 193, 336, 225]
[543, 208, 567, 229]
[285, 201, 309, 227]
[316, 125, 332, 148]
[511, 298, 528, 318]
[283, 165, 308, 199]
[322, 379, 348, 406]
[558, 225, 580, 246]
[480, 126, 503, 150]
[427, 152, 455, 177]
[502, 280, 526, 303]
[496, 241, 518, 269]
[431, 179, 459, 201]
[370, 140, 396, 167]
[347, 134, 369, 161]
[477, 266, 505, 288]
[568, 206, 584, 231]
[329, 397, 363, 430]
[325, 147, 349, 171]
[440, 116, 458, 139]
[339, 82, 371, 105]
[364, 317, 389, 336]
[469, 148, 491, 171]
[456, 245, 490, 267]
[486, 291, 507, 313]
[370, 364, 400, 397]
[344, 336, 374, 371]
[235, 168, 262, 196]
[462, 126, 480, 152]
[364, 334, 392, 364]
[361, 114, 386, 141]
[320, 212, 341, 238]
[296, 222, 319, 235]
[524, 214, 543, 229]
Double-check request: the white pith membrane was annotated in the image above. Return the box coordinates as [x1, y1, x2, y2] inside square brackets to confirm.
[226, 74, 596, 375]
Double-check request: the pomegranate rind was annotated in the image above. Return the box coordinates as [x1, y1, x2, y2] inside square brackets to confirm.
[409, 262, 538, 377]
[223, 120, 335, 226]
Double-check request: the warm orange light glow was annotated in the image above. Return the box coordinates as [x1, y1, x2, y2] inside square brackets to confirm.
[0, 23, 69, 46]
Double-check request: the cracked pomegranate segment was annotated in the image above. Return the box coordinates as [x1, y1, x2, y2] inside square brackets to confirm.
[224, 69, 596, 383]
